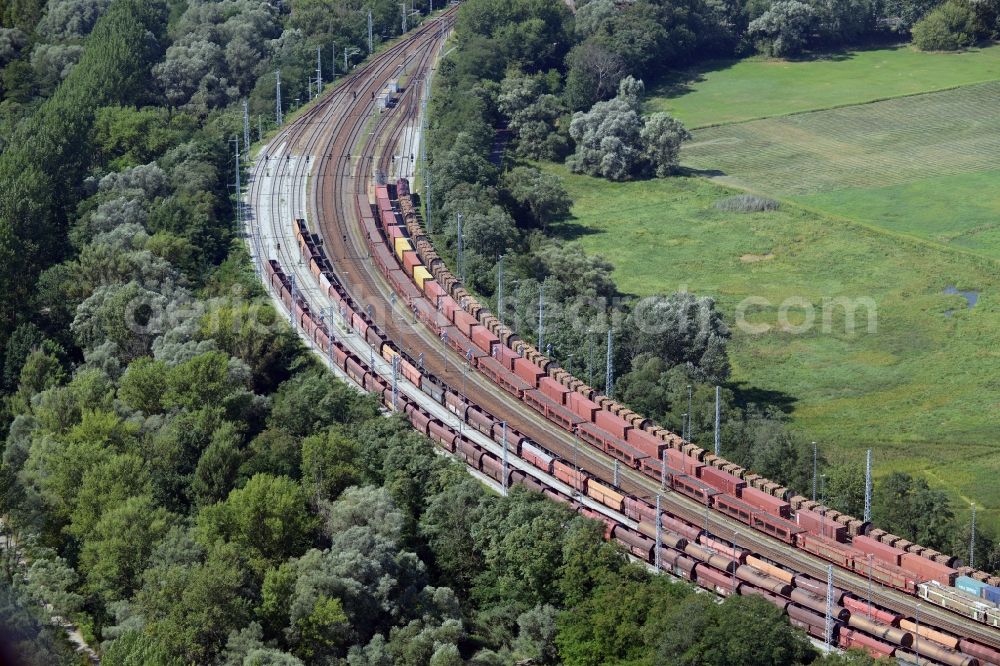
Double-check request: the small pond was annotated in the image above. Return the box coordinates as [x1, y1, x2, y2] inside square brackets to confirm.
[943, 285, 979, 318]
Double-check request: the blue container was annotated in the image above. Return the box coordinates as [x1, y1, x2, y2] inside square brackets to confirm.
[956, 575, 988, 598]
[982, 584, 1000, 605]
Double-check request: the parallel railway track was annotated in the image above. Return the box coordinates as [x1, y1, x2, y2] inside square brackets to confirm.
[245, 10, 1000, 660]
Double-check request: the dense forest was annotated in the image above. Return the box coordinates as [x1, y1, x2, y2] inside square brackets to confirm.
[0, 0, 995, 663]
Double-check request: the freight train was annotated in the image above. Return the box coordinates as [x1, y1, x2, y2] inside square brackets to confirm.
[275, 208, 1000, 666]
[359, 177, 1000, 637]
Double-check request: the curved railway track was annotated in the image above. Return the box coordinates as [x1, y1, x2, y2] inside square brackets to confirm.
[245, 11, 1000, 660]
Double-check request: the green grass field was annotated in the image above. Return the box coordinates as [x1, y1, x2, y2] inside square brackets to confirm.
[680, 81, 1000, 260]
[646, 44, 1000, 128]
[542, 163, 1000, 530]
[561, 42, 1000, 530]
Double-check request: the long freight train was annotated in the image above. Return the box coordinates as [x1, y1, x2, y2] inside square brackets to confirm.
[275, 221, 997, 666]
[356, 177, 1000, 637]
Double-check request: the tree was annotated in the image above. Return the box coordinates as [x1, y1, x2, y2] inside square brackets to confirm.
[240, 428, 302, 481]
[67, 452, 151, 542]
[563, 41, 627, 110]
[747, 1, 817, 56]
[269, 370, 379, 438]
[656, 595, 813, 665]
[136, 541, 255, 664]
[419, 477, 487, 594]
[118, 356, 169, 413]
[199, 299, 300, 392]
[872, 472, 955, 550]
[641, 112, 692, 177]
[574, 0, 616, 37]
[80, 494, 175, 605]
[301, 427, 360, 502]
[911, 0, 978, 50]
[191, 423, 245, 507]
[164, 351, 249, 412]
[824, 461, 866, 517]
[502, 166, 572, 228]
[24, 554, 83, 618]
[567, 92, 644, 180]
[557, 569, 690, 665]
[626, 292, 731, 382]
[196, 474, 317, 576]
[498, 74, 569, 160]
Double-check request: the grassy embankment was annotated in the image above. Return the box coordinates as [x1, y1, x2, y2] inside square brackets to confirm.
[544, 43, 1000, 530]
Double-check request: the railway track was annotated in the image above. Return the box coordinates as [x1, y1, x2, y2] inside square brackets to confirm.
[244, 10, 1000, 660]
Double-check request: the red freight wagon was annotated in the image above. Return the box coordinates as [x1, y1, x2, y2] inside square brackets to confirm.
[670, 474, 718, 505]
[539, 376, 568, 404]
[520, 440, 554, 474]
[852, 534, 906, 567]
[740, 486, 791, 518]
[521, 441, 553, 474]
[512, 356, 544, 385]
[427, 420, 456, 451]
[699, 535, 749, 563]
[439, 296, 461, 321]
[388, 269, 421, 302]
[440, 326, 484, 363]
[594, 409, 632, 440]
[574, 422, 648, 468]
[519, 474, 546, 494]
[453, 310, 478, 337]
[412, 298, 449, 334]
[665, 447, 703, 477]
[660, 549, 697, 580]
[796, 509, 847, 542]
[402, 249, 421, 273]
[360, 210, 381, 244]
[480, 453, 504, 483]
[899, 553, 956, 586]
[695, 563, 738, 596]
[466, 405, 496, 437]
[399, 358, 421, 385]
[553, 460, 586, 492]
[455, 437, 483, 467]
[470, 325, 500, 355]
[423, 279, 446, 307]
[408, 408, 431, 435]
[751, 512, 803, 544]
[375, 183, 389, 200]
[842, 597, 901, 626]
[699, 466, 746, 495]
[372, 244, 396, 278]
[567, 392, 600, 421]
[385, 223, 406, 242]
[523, 389, 582, 431]
[477, 355, 529, 398]
[797, 533, 856, 569]
[376, 193, 391, 211]
[740, 585, 790, 611]
[494, 344, 519, 369]
[623, 496, 649, 522]
[613, 526, 655, 561]
[837, 629, 896, 659]
[380, 208, 398, 229]
[626, 428, 667, 459]
[663, 514, 704, 542]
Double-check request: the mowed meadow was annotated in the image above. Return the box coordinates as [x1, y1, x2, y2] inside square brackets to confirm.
[545, 44, 1000, 529]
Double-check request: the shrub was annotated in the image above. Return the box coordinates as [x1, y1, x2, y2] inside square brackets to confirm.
[912, 0, 977, 50]
[714, 194, 781, 212]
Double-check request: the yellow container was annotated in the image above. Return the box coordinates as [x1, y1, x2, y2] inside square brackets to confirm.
[394, 236, 412, 261]
[413, 265, 432, 289]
